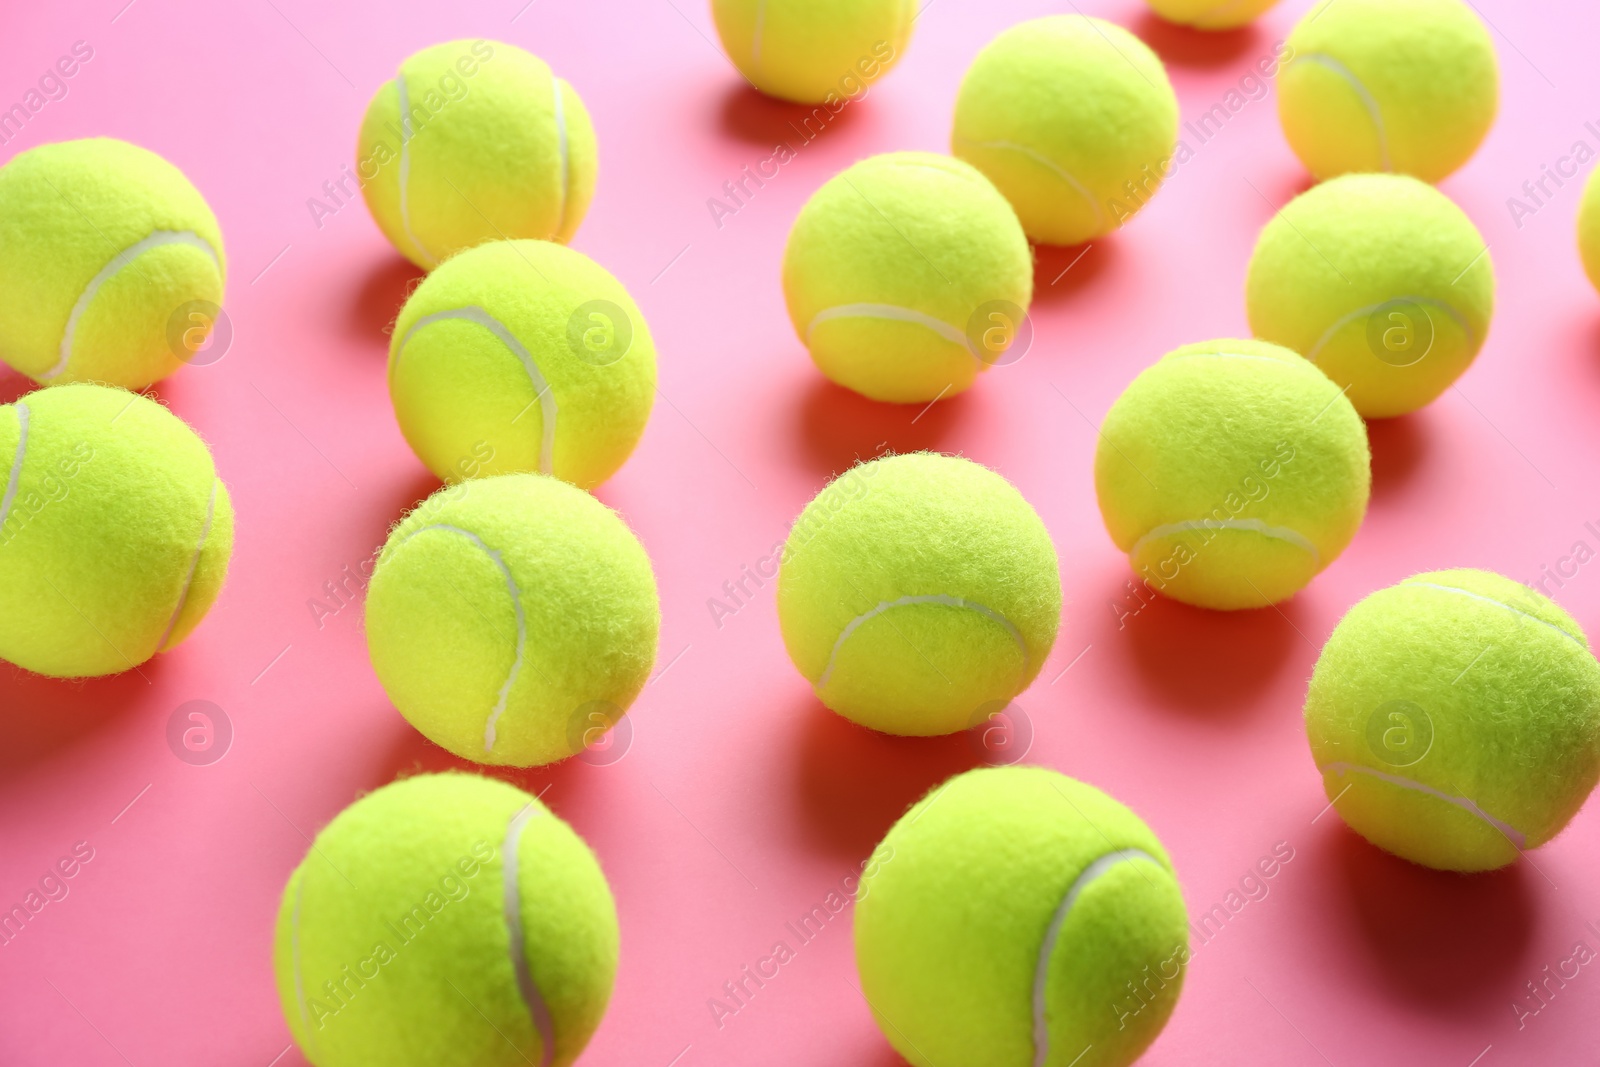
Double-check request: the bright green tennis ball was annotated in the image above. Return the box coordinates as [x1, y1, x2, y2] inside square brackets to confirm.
[856, 766, 1189, 1067]
[781, 152, 1033, 404]
[366, 473, 658, 767]
[711, 0, 915, 104]
[273, 772, 618, 1067]
[0, 384, 233, 678]
[1279, 0, 1497, 183]
[777, 453, 1060, 736]
[1144, 0, 1280, 29]
[358, 40, 596, 270]
[1095, 339, 1369, 611]
[1577, 168, 1600, 295]
[952, 16, 1179, 247]
[389, 239, 655, 489]
[0, 137, 226, 390]
[1305, 569, 1600, 872]
[1245, 173, 1494, 418]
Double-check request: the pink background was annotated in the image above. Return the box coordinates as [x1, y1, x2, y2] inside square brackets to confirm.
[2, 0, 1599, 1063]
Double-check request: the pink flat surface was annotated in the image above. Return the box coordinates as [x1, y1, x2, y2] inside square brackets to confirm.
[3, 0, 1600, 1064]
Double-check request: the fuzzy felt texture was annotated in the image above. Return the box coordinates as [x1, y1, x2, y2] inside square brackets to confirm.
[855, 766, 1189, 1067]
[776, 453, 1060, 736]
[0, 137, 226, 388]
[1305, 569, 1600, 871]
[1279, 0, 1498, 183]
[711, 0, 915, 104]
[366, 473, 659, 767]
[1094, 338, 1370, 611]
[0, 384, 233, 678]
[272, 773, 619, 1067]
[1245, 173, 1495, 418]
[951, 16, 1178, 246]
[1144, 0, 1280, 30]
[388, 239, 656, 489]
[781, 152, 1032, 404]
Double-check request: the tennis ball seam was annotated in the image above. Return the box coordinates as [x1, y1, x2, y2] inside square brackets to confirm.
[951, 135, 1104, 231]
[1401, 579, 1585, 648]
[0, 399, 28, 528]
[1130, 518, 1320, 566]
[1287, 52, 1391, 170]
[1304, 294, 1477, 364]
[816, 593, 1029, 686]
[154, 479, 221, 653]
[806, 304, 976, 360]
[1318, 761, 1526, 848]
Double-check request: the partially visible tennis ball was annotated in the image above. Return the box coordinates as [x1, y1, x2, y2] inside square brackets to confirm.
[358, 40, 596, 270]
[389, 239, 655, 489]
[1245, 173, 1494, 418]
[0, 137, 226, 389]
[274, 772, 618, 1067]
[952, 16, 1179, 246]
[782, 152, 1032, 403]
[711, 0, 915, 104]
[777, 453, 1060, 736]
[1095, 339, 1369, 611]
[1144, 0, 1280, 29]
[366, 473, 659, 767]
[1279, 0, 1497, 183]
[856, 765, 1189, 1067]
[1305, 569, 1600, 872]
[0, 384, 233, 678]
[1578, 167, 1600, 295]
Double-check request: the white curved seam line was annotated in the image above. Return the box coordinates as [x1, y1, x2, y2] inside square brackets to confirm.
[1293, 53, 1390, 170]
[817, 594, 1027, 687]
[1131, 518, 1319, 566]
[1319, 762, 1527, 848]
[503, 803, 557, 1067]
[1032, 849, 1163, 1066]
[290, 873, 317, 1046]
[807, 304, 976, 360]
[0, 401, 29, 532]
[956, 138, 1106, 229]
[53, 230, 220, 380]
[396, 307, 557, 473]
[551, 75, 569, 238]
[1402, 580, 1585, 648]
[750, 0, 767, 71]
[1304, 296, 1473, 364]
[395, 75, 436, 268]
[154, 480, 217, 654]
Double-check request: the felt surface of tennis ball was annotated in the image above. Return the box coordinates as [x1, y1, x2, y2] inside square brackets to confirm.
[273, 772, 618, 1067]
[1094, 339, 1369, 611]
[1279, 0, 1497, 183]
[1144, 0, 1280, 30]
[777, 453, 1060, 736]
[781, 152, 1033, 404]
[366, 473, 659, 767]
[711, 0, 915, 104]
[359, 39, 597, 270]
[1578, 167, 1600, 296]
[855, 765, 1189, 1067]
[389, 239, 655, 488]
[1305, 569, 1600, 872]
[0, 384, 233, 678]
[1245, 173, 1494, 418]
[952, 16, 1179, 246]
[0, 137, 226, 389]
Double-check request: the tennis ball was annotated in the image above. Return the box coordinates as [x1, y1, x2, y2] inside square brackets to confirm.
[366, 473, 658, 767]
[856, 766, 1189, 1067]
[711, 0, 915, 104]
[358, 40, 596, 270]
[781, 153, 1032, 404]
[0, 384, 233, 678]
[952, 16, 1179, 246]
[1245, 173, 1494, 418]
[0, 138, 226, 390]
[1305, 569, 1600, 872]
[1577, 168, 1600, 295]
[1096, 339, 1369, 611]
[389, 239, 655, 489]
[1279, 0, 1497, 183]
[1144, 0, 1280, 30]
[777, 453, 1060, 736]
[274, 772, 618, 1067]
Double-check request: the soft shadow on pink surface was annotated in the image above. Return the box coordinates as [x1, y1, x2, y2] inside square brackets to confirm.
[1031, 239, 1120, 308]
[1366, 412, 1430, 502]
[0, 364, 34, 405]
[347, 255, 424, 346]
[0, 659, 161, 770]
[374, 711, 599, 799]
[1130, 11, 1267, 69]
[716, 82, 866, 148]
[794, 377, 970, 478]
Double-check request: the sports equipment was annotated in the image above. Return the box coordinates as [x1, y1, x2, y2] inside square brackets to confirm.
[1094, 339, 1370, 611]
[1305, 569, 1600, 872]
[0, 137, 226, 390]
[388, 239, 655, 488]
[776, 453, 1060, 735]
[358, 40, 596, 270]
[1578, 168, 1600, 295]
[273, 772, 618, 1067]
[855, 765, 1189, 1067]
[710, 0, 915, 105]
[781, 152, 1032, 403]
[952, 16, 1179, 246]
[366, 473, 659, 767]
[1245, 173, 1494, 418]
[0, 384, 233, 678]
[1278, 0, 1497, 183]
[1144, 0, 1280, 29]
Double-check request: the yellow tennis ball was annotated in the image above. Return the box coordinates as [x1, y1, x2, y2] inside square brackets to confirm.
[0, 384, 233, 678]
[1144, 0, 1281, 30]
[781, 152, 1032, 404]
[952, 15, 1179, 246]
[1278, 0, 1498, 183]
[358, 40, 596, 270]
[1577, 167, 1600, 295]
[0, 137, 226, 390]
[710, 0, 915, 104]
